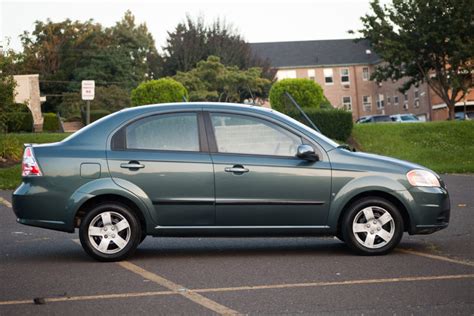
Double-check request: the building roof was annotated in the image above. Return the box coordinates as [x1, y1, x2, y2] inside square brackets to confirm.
[250, 39, 381, 68]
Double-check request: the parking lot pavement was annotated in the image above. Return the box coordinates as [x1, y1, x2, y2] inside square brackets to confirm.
[1, 175, 473, 315]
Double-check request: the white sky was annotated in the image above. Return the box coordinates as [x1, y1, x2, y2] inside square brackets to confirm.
[1, 0, 385, 52]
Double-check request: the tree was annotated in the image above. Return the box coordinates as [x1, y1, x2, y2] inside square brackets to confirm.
[131, 78, 188, 106]
[0, 46, 21, 132]
[269, 79, 326, 113]
[161, 16, 273, 78]
[17, 11, 160, 113]
[173, 56, 272, 103]
[354, 0, 474, 119]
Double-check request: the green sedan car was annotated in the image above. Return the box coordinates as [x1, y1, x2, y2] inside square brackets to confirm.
[12, 103, 450, 261]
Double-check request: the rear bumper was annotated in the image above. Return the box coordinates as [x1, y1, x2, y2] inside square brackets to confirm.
[405, 186, 450, 235]
[12, 182, 74, 233]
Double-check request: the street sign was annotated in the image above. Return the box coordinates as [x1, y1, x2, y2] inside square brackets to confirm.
[81, 80, 95, 100]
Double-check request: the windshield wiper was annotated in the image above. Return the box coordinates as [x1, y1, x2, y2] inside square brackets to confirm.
[337, 144, 356, 152]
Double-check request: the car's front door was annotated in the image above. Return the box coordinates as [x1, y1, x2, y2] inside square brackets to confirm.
[107, 111, 215, 226]
[205, 111, 331, 226]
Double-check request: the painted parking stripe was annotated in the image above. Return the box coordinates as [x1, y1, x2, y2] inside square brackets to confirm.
[0, 290, 174, 306]
[0, 274, 472, 306]
[194, 273, 474, 293]
[397, 249, 474, 267]
[118, 261, 240, 315]
[0, 197, 12, 208]
[71, 239, 238, 314]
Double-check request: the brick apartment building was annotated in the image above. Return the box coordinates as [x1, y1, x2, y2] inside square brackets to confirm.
[250, 39, 473, 121]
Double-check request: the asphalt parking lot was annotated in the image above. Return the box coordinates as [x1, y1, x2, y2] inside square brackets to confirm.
[1, 174, 473, 315]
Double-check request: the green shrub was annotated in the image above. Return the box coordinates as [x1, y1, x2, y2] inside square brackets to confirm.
[269, 79, 326, 113]
[4, 112, 33, 132]
[0, 134, 23, 161]
[286, 108, 353, 141]
[131, 78, 188, 106]
[81, 109, 111, 124]
[42, 113, 61, 132]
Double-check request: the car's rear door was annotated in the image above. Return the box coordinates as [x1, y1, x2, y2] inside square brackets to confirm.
[107, 110, 215, 226]
[204, 110, 331, 226]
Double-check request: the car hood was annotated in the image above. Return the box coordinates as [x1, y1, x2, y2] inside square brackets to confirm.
[328, 148, 433, 175]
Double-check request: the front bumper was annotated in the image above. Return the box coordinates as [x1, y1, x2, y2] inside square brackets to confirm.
[405, 186, 450, 235]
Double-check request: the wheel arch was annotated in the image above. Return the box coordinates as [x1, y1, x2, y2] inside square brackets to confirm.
[335, 190, 411, 235]
[74, 194, 147, 233]
[66, 178, 155, 234]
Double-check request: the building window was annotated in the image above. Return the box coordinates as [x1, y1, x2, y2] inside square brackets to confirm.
[307, 69, 315, 81]
[376, 94, 385, 109]
[414, 88, 420, 107]
[276, 70, 296, 80]
[363, 96, 372, 112]
[387, 96, 391, 106]
[342, 96, 352, 111]
[394, 96, 399, 105]
[323, 69, 333, 84]
[340, 68, 350, 83]
[362, 67, 369, 81]
[404, 92, 408, 102]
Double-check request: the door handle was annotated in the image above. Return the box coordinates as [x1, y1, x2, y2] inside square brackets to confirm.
[225, 165, 249, 174]
[120, 161, 145, 170]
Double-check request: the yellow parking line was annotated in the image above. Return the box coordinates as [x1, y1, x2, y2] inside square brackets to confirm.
[0, 197, 12, 208]
[118, 261, 240, 315]
[194, 273, 474, 293]
[1, 274, 472, 307]
[0, 290, 175, 306]
[397, 249, 474, 267]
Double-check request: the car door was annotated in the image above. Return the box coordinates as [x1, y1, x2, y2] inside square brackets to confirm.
[107, 111, 215, 226]
[205, 110, 331, 226]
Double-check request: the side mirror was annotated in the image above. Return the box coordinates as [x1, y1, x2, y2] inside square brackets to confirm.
[296, 144, 319, 162]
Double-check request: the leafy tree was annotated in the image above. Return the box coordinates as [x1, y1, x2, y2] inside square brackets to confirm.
[131, 78, 188, 106]
[353, 0, 474, 119]
[269, 79, 326, 113]
[161, 16, 273, 78]
[0, 46, 22, 132]
[174, 56, 271, 103]
[17, 11, 160, 113]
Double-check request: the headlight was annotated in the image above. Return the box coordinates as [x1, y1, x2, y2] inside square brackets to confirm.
[406, 169, 440, 187]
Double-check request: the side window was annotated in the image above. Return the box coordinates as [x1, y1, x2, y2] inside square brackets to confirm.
[210, 113, 302, 157]
[125, 113, 199, 151]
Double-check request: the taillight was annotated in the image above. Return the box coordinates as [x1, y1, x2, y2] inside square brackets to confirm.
[22, 147, 42, 177]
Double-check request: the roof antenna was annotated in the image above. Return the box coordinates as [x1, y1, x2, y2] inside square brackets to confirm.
[246, 84, 256, 105]
[182, 95, 188, 102]
[284, 91, 321, 133]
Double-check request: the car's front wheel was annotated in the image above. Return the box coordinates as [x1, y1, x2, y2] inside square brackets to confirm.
[79, 202, 141, 261]
[342, 197, 403, 255]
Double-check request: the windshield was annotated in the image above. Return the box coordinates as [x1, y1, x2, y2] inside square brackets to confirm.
[374, 116, 392, 122]
[401, 115, 419, 121]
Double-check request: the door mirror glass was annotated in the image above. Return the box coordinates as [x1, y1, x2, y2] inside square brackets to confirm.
[296, 144, 319, 162]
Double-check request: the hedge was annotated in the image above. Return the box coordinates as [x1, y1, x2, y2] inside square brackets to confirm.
[81, 109, 111, 124]
[42, 113, 61, 132]
[3, 112, 33, 132]
[286, 108, 353, 142]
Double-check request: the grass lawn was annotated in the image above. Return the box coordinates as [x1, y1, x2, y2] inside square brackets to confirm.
[352, 120, 474, 173]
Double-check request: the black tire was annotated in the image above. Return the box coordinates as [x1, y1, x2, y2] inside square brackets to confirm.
[342, 197, 403, 255]
[79, 202, 141, 262]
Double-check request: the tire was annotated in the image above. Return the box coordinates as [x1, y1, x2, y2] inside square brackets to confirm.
[79, 202, 141, 262]
[342, 197, 403, 255]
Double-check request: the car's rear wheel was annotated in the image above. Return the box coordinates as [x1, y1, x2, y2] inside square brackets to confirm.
[79, 202, 141, 261]
[342, 197, 403, 255]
